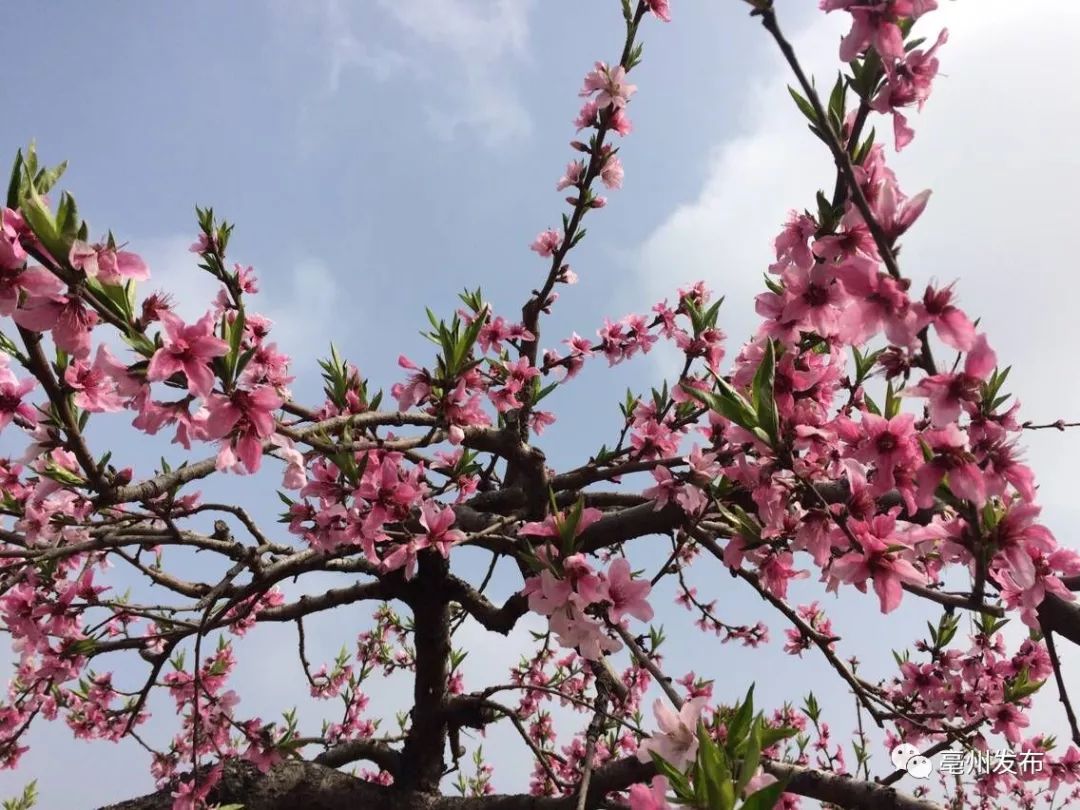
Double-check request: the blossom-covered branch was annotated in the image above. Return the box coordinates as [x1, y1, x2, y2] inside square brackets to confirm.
[0, 1, 1077, 809]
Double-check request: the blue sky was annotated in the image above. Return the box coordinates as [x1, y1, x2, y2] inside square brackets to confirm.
[2, 1, 1080, 807]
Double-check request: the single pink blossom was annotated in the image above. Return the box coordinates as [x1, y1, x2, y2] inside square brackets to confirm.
[68, 240, 150, 285]
[604, 558, 653, 624]
[629, 776, 671, 810]
[416, 501, 464, 558]
[269, 433, 307, 490]
[556, 160, 585, 191]
[645, 0, 671, 23]
[0, 370, 36, 432]
[830, 513, 927, 613]
[63, 345, 126, 413]
[13, 294, 99, 358]
[600, 153, 624, 190]
[204, 386, 283, 473]
[636, 697, 707, 769]
[580, 62, 637, 110]
[146, 310, 229, 398]
[530, 229, 562, 258]
[911, 334, 996, 426]
[0, 265, 63, 316]
[0, 208, 28, 270]
[850, 412, 919, 494]
[912, 282, 975, 352]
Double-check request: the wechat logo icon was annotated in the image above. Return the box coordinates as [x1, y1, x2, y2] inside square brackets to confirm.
[891, 743, 933, 779]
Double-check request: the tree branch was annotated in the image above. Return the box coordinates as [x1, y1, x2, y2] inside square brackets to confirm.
[399, 550, 452, 791]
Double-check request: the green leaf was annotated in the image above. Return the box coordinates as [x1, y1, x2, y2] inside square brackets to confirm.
[759, 725, 798, 749]
[787, 86, 818, 124]
[726, 686, 756, 750]
[230, 308, 246, 357]
[702, 297, 724, 329]
[559, 497, 586, 556]
[1005, 668, 1045, 702]
[66, 638, 98, 656]
[683, 384, 752, 429]
[762, 273, 784, 295]
[740, 779, 787, 810]
[649, 752, 692, 798]
[2, 779, 39, 810]
[34, 159, 68, 196]
[827, 72, 846, 132]
[884, 380, 901, 419]
[853, 128, 876, 165]
[41, 461, 86, 487]
[18, 185, 66, 262]
[695, 724, 734, 810]
[735, 718, 764, 798]
[751, 340, 779, 445]
[6, 149, 25, 209]
[534, 381, 559, 404]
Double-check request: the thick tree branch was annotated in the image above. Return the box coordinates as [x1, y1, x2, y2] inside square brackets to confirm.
[96, 755, 944, 810]
[312, 739, 403, 774]
[1038, 592, 1080, 647]
[399, 551, 452, 791]
[444, 575, 528, 635]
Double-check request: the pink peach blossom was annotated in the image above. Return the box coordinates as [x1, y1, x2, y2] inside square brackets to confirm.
[146, 310, 228, 398]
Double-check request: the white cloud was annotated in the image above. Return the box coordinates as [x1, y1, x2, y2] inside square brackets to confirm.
[294, 0, 534, 148]
[378, 0, 534, 145]
[261, 257, 344, 361]
[136, 235, 222, 322]
[630, 10, 846, 350]
[321, 0, 411, 94]
[633, 0, 1080, 754]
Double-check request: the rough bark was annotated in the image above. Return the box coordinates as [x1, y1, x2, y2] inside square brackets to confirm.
[96, 755, 945, 810]
[399, 551, 453, 792]
[1039, 593, 1080, 647]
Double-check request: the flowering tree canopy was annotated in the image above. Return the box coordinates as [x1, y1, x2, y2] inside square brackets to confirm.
[1, 2, 1079, 809]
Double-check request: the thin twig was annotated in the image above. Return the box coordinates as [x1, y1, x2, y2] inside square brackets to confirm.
[1041, 622, 1080, 746]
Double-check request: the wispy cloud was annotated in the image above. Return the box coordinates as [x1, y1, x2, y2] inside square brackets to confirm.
[293, 0, 535, 148]
[319, 0, 411, 93]
[261, 257, 345, 364]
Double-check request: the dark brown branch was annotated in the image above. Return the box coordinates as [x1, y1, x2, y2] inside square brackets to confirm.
[901, 582, 1004, 618]
[95, 754, 944, 810]
[18, 324, 106, 491]
[1021, 420, 1080, 431]
[578, 502, 683, 554]
[313, 738, 403, 774]
[765, 761, 943, 810]
[444, 575, 528, 635]
[399, 550, 452, 791]
[262, 580, 393, 622]
[1041, 621, 1080, 746]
